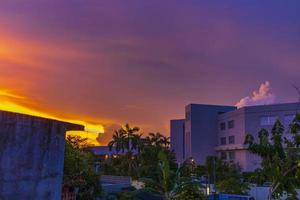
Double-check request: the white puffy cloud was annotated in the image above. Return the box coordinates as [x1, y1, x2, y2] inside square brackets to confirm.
[235, 81, 275, 108]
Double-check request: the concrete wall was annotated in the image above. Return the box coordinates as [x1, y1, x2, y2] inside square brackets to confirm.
[217, 108, 246, 148]
[244, 103, 298, 171]
[216, 102, 299, 171]
[245, 102, 298, 142]
[216, 108, 249, 170]
[0, 111, 84, 200]
[170, 119, 185, 163]
[101, 175, 132, 193]
[185, 104, 236, 164]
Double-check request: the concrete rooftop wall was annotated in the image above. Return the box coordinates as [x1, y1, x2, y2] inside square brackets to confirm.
[0, 111, 84, 200]
[185, 104, 236, 164]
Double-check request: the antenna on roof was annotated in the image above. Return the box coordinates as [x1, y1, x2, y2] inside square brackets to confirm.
[292, 84, 300, 113]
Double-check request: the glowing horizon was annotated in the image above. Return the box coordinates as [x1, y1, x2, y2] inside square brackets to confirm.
[0, 90, 104, 145]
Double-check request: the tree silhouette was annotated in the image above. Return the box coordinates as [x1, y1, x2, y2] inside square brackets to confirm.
[245, 115, 300, 200]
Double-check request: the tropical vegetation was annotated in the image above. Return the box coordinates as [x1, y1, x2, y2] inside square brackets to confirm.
[245, 113, 300, 200]
[104, 124, 247, 199]
[63, 135, 101, 200]
[63, 114, 300, 199]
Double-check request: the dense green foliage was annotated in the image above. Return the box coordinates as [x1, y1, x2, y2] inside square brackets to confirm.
[205, 157, 249, 195]
[179, 157, 249, 195]
[63, 136, 101, 200]
[139, 150, 205, 200]
[170, 177, 205, 200]
[62, 114, 300, 199]
[104, 124, 206, 199]
[104, 123, 258, 199]
[242, 169, 268, 186]
[245, 114, 300, 200]
[104, 127, 176, 180]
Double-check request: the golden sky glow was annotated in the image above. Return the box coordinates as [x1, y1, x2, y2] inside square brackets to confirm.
[67, 131, 101, 146]
[0, 89, 103, 145]
[0, 90, 25, 99]
[0, 31, 105, 145]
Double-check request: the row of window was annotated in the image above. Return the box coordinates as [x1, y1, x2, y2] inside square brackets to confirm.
[220, 115, 295, 131]
[220, 120, 234, 131]
[260, 115, 295, 126]
[220, 136, 235, 145]
[220, 151, 235, 161]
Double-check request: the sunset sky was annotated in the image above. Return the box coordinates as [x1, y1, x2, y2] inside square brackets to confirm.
[0, 1, 300, 144]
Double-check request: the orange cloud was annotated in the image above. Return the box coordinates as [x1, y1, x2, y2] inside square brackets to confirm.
[0, 30, 94, 70]
[0, 89, 25, 99]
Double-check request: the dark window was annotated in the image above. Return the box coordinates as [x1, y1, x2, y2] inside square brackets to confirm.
[229, 136, 235, 144]
[229, 151, 235, 160]
[220, 122, 226, 131]
[220, 137, 226, 145]
[228, 120, 234, 129]
[220, 152, 227, 160]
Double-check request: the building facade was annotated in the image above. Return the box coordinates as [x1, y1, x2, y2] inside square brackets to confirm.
[0, 110, 84, 200]
[170, 119, 185, 163]
[184, 104, 236, 164]
[170, 102, 299, 171]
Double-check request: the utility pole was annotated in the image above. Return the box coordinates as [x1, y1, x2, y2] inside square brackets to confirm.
[213, 157, 216, 193]
[213, 157, 217, 200]
[292, 84, 300, 113]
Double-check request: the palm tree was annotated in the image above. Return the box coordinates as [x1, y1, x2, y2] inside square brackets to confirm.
[131, 133, 145, 153]
[108, 130, 126, 154]
[121, 123, 140, 152]
[147, 132, 169, 148]
[161, 136, 171, 148]
[147, 132, 160, 146]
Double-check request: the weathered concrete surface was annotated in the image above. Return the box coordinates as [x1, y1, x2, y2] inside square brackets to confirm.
[0, 111, 84, 200]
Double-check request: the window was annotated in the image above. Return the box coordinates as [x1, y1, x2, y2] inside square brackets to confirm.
[260, 116, 278, 126]
[220, 137, 226, 145]
[228, 120, 234, 129]
[220, 152, 227, 160]
[220, 122, 226, 131]
[229, 136, 235, 144]
[229, 151, 235, 161]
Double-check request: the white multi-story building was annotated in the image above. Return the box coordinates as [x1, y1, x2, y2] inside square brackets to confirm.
[171, 102, 299, 171]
